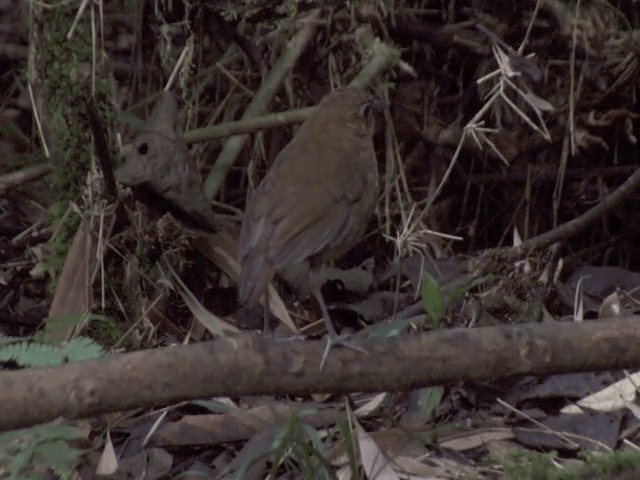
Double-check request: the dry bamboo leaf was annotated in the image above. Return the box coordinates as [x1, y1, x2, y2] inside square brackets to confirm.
[598, 290, 622, 319]
[354, 419, 400, 480]
[439, 428, 515, 452]
[169, 266, 239, 336]
[191, 231, 297, 333]
[48, 208, 116, 342]
[95, 430, 118, 476]
[116, 91, 217, 232]
[561, 372, 640, 414]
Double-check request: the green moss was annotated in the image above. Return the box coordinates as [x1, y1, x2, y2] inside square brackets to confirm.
[501, 450, 561, 480]
[577, 450, 640, 480]
[84, 314, 125, 348]
[34, 4, 115, 282]
[496, 448, 640, 480]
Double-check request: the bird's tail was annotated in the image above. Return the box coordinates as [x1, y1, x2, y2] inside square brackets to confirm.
[238, 249, 276, 305]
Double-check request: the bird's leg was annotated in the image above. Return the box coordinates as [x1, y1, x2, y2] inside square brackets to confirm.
[309, 270, 367, 370]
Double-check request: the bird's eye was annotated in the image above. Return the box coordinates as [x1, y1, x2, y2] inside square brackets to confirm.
[137, 142, 149, 155]
[358, 103, 372, 118]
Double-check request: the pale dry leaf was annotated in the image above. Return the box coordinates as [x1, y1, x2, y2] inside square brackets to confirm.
[438, 428, 515, 451]
[116, 91, 216, 231]
[153, 401, 342, 447]
[625, 116, 637, 144]
[598, 290, 622, 319]
[624, 400, 640, 421]
[96, 430, 118, 475]
[575, 129, 609, 151]
[355, 420, 400, 480]
[28, 243, 50, 279]
[354, 393, 388, 417]
[169, 266, 239, 336]
[513, 226, 530, 274]
[561, 372, 640, 414]
[393, 455, 448, 478]
[47, 219, 94, 341]
[192, 232, 297, 333]
[573, 275, 587, 322]
[512, 226, 522, 248]
[337, 464, 354, 480]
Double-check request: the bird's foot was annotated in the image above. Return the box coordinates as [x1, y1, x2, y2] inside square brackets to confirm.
[319, 333, 367, 370]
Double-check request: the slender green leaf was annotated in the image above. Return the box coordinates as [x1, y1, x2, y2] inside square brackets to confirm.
[418, 386, 445, 422]
[421, 272, 445, 327]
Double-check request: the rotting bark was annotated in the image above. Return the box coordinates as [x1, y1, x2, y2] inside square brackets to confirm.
[2, 317, 640, 431]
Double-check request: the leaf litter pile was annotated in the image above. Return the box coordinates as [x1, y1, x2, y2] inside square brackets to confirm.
[1, 1, 640, 479]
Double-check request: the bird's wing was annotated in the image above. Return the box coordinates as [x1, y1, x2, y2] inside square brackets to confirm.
[239, 135, 366, 257]
[239, 172, 363, 269]
[237, 178, 355, 304]
[267, 182, 355, 267]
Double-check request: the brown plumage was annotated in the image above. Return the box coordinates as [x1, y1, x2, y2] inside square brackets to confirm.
[238, 87, 381, 365]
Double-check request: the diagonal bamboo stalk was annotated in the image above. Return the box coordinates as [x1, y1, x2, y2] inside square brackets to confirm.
[185, 39, 399, 145]
[203, 9, 322, 198]
[201, 13, 399, 198]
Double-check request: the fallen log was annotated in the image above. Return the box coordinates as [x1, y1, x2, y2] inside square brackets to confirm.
[2, 317, 639, 431]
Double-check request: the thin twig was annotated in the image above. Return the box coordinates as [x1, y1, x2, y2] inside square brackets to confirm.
[0, 164, 51, 194]
[185, 107, 314, 143]
[494, 163, 640, 257]
[569, 0, 581, 156]
[27, 82, 49, 159]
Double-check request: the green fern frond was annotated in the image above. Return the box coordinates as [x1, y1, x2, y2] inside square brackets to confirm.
[33, 439, 84, 478]
[0, 421, 83, 446]
[60, 336, 106, 362]
[0, 343, 64, 367]
[0, 337, 105, 368]
[0, 420, 85, 480]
